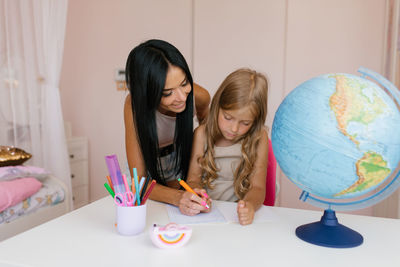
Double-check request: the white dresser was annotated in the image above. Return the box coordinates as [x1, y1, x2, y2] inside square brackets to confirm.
[66, 136, 89, 209]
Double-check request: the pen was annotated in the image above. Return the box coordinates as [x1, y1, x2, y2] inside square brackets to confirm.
[177, 178, 209, 209]
[141, 180, 156, 205]
[104, 182, 115, 198]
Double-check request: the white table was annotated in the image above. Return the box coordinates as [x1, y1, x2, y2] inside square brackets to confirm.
[0, 197, 399, 267]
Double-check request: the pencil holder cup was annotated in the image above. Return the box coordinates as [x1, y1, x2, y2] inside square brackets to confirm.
[150, 223, 192, 248]
[116, 204, 147, 236]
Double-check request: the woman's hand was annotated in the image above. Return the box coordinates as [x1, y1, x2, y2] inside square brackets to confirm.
[237, 200, 255, 225]
[178, 189, 211, 216]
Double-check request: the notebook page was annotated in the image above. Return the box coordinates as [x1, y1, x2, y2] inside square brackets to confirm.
[166, 204, 227, 224]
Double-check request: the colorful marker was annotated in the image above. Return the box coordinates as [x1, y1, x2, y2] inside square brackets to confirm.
[104, 182, 115, 198]
[133, 168, 140, 206]
[140, 176, 151, 202]
[122, 174, 132, 204]
[141, 180, 156, 205]
[139, 177, 145, 195]
[106, 176, 114, 192]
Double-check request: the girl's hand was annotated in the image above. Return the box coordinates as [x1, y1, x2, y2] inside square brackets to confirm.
[178, 190, 210, 216]
[237, 200, 255, 225]
[195, 188, 212, 213]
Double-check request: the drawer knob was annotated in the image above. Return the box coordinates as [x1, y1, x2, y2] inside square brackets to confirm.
[71, 174, 75, 178]
[70, 154, 74, 159]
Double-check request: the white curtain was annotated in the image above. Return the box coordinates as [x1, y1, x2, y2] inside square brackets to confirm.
[0, 0, 72, 208]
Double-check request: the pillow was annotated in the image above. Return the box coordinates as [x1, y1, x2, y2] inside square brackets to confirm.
[0, 177, 42, 213]
[0, 165, 50, 182]
[0, 146, 32, 167]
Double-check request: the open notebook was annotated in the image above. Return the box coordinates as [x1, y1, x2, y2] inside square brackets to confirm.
[166, 200, 279, 224]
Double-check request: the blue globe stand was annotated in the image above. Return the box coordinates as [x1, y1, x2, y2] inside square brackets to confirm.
[295, 209, 363, 248]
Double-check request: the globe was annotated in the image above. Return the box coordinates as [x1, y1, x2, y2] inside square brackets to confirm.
[271, 67, 400, 248]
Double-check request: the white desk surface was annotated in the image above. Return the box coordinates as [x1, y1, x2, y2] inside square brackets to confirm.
[0, 197, 399, 267]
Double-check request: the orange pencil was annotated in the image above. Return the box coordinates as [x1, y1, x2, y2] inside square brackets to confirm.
[106, 176, 114, 192]
[177, 178, 209, 209]
[131, 179, 136, 194]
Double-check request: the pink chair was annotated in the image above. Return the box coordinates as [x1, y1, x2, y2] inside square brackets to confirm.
[263, 138, 276, 206]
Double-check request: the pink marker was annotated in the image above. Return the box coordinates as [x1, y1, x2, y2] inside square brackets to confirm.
[201, 192, 210, 209]
[122, 174, 133, 205]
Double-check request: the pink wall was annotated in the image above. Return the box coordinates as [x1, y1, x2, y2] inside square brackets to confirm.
[280, 0, 386, 216]
[60, 0, 193, 202]
[60, 0, 389, 216]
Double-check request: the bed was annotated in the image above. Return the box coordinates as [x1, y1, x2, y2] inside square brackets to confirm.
[0, 175, 71, 241]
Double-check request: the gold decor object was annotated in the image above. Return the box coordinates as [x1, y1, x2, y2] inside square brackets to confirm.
[0, 146, 32, 167]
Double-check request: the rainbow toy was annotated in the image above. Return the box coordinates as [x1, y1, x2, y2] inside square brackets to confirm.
[150, 223, 192, 249]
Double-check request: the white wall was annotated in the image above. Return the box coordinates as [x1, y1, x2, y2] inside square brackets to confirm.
[60, 0, 390, 216]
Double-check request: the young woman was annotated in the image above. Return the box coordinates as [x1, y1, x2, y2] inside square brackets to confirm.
[124, 39, 210, 212]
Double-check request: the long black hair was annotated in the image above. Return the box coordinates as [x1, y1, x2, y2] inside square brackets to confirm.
[125, 39, 194, 185]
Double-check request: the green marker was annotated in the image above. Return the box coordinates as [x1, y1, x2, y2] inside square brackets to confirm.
[104, 182, 115, 198]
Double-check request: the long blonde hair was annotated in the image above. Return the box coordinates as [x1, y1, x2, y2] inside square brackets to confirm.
[199, 68, 268, 199]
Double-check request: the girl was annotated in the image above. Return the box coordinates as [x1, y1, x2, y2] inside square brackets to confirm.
[185, 68, 269, 225]
[124, 39, 210, 211]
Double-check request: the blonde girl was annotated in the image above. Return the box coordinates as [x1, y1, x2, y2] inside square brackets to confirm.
[183, 68, 269, 225]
